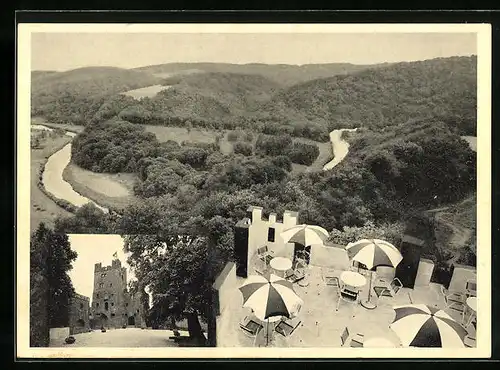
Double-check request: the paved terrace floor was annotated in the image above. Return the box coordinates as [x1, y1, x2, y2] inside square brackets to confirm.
[220, 254, 469, 348]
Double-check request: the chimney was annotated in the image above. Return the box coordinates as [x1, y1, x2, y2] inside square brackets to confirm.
[94, 263, 102, 272]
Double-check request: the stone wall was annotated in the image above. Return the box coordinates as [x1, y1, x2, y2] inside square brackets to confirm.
[69, 292, 91, 335]
[49, 327, 70, 347]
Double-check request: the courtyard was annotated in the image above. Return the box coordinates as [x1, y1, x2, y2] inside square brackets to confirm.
[50, 328, 187, 347]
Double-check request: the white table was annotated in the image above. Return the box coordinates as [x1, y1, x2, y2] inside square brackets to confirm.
[340, 271, 367, 289]
[270, 257, 293, 277]
[464, 297, 477, 327]
[364, 337, 398, 348]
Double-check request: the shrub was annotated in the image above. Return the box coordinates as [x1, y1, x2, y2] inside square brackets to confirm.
[227, 131, 239, 142]
[233, 142, 253, 156]
[65, 336, 76, 344]
[287, 141, 320, 166]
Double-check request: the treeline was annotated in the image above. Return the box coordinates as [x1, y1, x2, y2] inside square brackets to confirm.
[266, 56, 477, 136]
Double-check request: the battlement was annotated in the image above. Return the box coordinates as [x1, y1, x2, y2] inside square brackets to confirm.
[94, 260, 123, 273]
[246, 206, 299, 226]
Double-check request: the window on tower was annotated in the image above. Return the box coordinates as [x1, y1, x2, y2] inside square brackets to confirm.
[105, 302, 109, 310]
[110, 283, 112, 287]
[101, 273, 106, 278]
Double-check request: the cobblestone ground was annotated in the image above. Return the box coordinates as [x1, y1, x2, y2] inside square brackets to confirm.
[51, 328, 187, 347]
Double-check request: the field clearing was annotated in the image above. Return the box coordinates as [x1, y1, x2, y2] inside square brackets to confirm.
[145, 125, 219, 144]
[121, 85, 172, 99]
[32, 117, 85, 134]
[62, 163, 137, 211]
[30, 132, 73, 232]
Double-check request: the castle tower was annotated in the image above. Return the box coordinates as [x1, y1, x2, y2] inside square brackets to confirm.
[91, 257, 129, 329]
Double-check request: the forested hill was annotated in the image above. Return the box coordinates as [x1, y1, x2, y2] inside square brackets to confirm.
[264, 56, 477, 136]
[31, 67, 161, 125]
[31, 56, 477, 139]
[134, 62, 386, 86]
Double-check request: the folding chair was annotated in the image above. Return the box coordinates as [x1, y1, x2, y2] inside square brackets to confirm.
[440, 285, 466, 313]
[275, 317, 302, 338]
[465, 279, 477, 298]
[257, 246, 273, 266]
[239, 316, 263, 338]
[373, 278, 403, 300]
[336, 287, 360, 313]
[340, 326, 364, 347]
[322, 269, 340, 290]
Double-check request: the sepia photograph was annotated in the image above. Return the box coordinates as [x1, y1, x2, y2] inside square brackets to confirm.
[17, 23, 491, 358]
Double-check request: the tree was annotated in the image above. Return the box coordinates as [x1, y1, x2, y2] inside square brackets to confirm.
[30, 223, 78, 346]
[54, 203, 114, 234]
[233, 141, 253, 156]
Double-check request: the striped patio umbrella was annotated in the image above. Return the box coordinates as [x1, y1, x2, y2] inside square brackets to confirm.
[345, 239, 403, 270]
[280, 224, 330, 247]
[239, 273, 303, 345]
[345, 239, 403, 309]
[390, 304, 468, 347]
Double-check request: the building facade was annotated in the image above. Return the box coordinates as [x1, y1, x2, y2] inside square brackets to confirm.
[90, 258, 146, 329]
[69, 293, 91, 335]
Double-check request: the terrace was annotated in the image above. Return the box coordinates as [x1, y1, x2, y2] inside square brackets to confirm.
[211, 207, 477, 348]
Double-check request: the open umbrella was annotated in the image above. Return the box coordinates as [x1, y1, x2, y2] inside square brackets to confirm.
[239, 273, 303, 346]
[345, 239, 403, 309]
[280, 224, 330, 247]
[390, 304, 468, 347]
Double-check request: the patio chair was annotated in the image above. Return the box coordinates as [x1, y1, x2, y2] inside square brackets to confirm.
[285, 267, 306, 284]
[440, 285, 466, 312]
[374, 266, 396, 285]
[340, 326, 364, 347]
[465, 279, 477, 298]
[322, 269, 340, 290]
[464, 321, 476, 348]
[275, 317, 302, 338]
[336, 287, 360, 312]
[373, 278, 403, 299]
[239, 316, 263, 338]
[257, 246, 273, 266]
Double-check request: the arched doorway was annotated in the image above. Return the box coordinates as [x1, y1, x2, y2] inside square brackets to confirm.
[99, 313, 108, 328]
[128, 316, 135, 326]
[76, 319, 85, 327]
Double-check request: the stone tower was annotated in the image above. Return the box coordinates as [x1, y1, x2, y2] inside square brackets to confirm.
[91, 257, 145, 329]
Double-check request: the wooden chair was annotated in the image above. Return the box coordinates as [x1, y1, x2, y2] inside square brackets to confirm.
[340, 326, 364, 347]
[275, 317, 302, 338]
[373, 278, 403, 299]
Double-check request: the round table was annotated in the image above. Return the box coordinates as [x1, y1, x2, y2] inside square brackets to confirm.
[464, 297, 477, 327]
[340, 271, 367, 289]
[364, 337, 397, 348]
[270, 257, 293, 277]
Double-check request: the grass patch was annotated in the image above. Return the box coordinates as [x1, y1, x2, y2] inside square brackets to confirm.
[31, 131, 74, 232]
[62, 163, 138, 212]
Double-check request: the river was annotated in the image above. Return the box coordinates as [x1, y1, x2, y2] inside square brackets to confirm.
[34, 125, 109, 213]
[323, 128, 358, 171]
